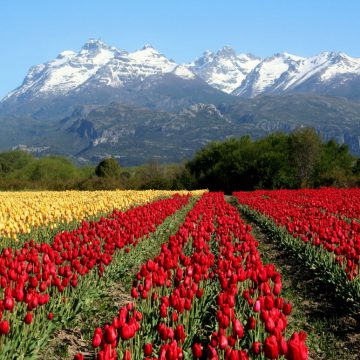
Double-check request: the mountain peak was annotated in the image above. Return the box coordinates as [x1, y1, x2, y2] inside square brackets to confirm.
[281, 52, 305, 61]
[327, 51, 355, 61]
[81, 39, 109, 52]
[2, 41, 360, 106]
[217, 46, 236, 58]
[189, 46, 262, 94]
[203, 49, 213, 56]
[142, 43, 155, 50]
[56, 50, 76, 59]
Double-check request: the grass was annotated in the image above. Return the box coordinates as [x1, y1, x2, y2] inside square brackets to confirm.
[228, 197, 360, 360]
[40, 196, 199, 360]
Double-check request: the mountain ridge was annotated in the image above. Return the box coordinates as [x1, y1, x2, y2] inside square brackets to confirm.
[2, 39, 360, 108]
[2, 94, 360, 166]
[1, 39, 360, 166]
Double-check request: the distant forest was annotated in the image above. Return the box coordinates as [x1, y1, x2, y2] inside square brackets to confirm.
[0, 128, 359, 192]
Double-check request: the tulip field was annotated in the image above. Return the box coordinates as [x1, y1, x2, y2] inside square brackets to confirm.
[234, 188, 360, 310]
[0, 190, 199, 241]
[0, 188, 359, 359]
[84, 192, 308, 360]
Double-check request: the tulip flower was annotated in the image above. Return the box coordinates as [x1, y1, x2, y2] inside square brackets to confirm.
[0, 320, 10, 335]
[286, 331, 308, 360]
[192, 343, 203, 358]
[104, 326, 117, 344]
[144, 343, 153, 356]
[24, 313, 33, 324]
[283, 303, 292, 316]
[84, 192, 307, 360]
[264, 335, 279, 359]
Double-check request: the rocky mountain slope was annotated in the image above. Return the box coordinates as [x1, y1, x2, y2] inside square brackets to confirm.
[2, 40, 360, 113]
[2, 94, 359, 165]
[1, 40, 360, 165]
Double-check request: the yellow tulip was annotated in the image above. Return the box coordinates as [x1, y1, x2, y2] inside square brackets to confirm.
[0, 190, 206, 240]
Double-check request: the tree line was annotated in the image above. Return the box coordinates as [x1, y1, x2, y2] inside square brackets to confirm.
[0, 128, 359, 192]
[0, 152, 185, 191]
[185, 128, 360, 192]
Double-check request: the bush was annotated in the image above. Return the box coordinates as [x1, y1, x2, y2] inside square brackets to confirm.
[95, 158, 121, 178]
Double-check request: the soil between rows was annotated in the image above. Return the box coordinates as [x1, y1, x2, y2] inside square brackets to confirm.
[42, 196, 360, 359]
[40, 197, 198, 360]
[231, 197, 360, 360]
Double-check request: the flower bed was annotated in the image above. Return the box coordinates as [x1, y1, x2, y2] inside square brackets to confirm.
[83, 193, 308, 360]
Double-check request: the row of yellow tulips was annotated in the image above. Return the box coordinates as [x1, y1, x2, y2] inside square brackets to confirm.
[0, 190, 206, 240]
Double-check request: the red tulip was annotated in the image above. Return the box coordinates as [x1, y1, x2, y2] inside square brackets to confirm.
[119, 324, 135, 340]
[283, 303, 292, 315]
[264, 335, 279, 359]
[219, 334, 228, 350]
[4, 297, 14, 311]
[265, 317, 276, 333]
[92, 332, 102, 347]
[0, 320, 10, 335]
[144, 343, 153, 356]
[24, 313, 33, 324]
[232, 318, 244, 338]
[104, 325, 117, 344]
[247, 316, 256, 330]
[192, 343, 202, 358]
[175, 324, 186, 343]
[273, 282, 282, 295]
[251, 341, 261, 355]
[286, 331, 308, 360]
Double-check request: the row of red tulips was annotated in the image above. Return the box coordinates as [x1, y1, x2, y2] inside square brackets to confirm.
[0, 194, 190, 342]
[234, 190, 360, 281]
[210, 194, 307, 360]
[263, 188, 360, 220]
[79, 193, 307, 360]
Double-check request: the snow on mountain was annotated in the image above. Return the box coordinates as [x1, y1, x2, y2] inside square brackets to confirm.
[2, 40, 360, 105]
[2, 40, 179, 102]
[3, 39, 118, 100]
[318, 52, 360, 80]
[171, 65, 196, 79]
[233, 52, 305, 96]
[277, 52, 360, 90]
[188, 46, 261, 93]
[127, 44, 176, 74]
[79, 44, 178, 89]
[233, 51, 360, 97]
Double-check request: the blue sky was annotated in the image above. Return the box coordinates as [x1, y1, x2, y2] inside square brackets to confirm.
[0, 0, 359, 98]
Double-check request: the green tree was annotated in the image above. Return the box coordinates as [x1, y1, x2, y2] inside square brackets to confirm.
[313, 140, 355, 187]
[0, 150, 34, 176]
[95, 158, 121, 178]
[289, 128, 321, 187]
[256, 133, 297, 189]
[353, 158, 360, 175]
[26, 157, 79, 182]
[186, 136, 257, 192]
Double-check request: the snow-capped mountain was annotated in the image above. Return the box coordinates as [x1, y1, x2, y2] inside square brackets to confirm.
[2, 39, 196, 102]
[1, 40, 235, 116]
[2, 39, 360, 112]
[2, 40, 360, 165]
[4, 40, 120, 100]
[233, 51, 360, 97]
[79, 43, 179, 90]
[188, 46, 261, 93]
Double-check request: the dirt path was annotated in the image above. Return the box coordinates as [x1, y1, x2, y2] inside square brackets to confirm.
[41, 198, 198, 360]
[227, 196, 360, 360]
